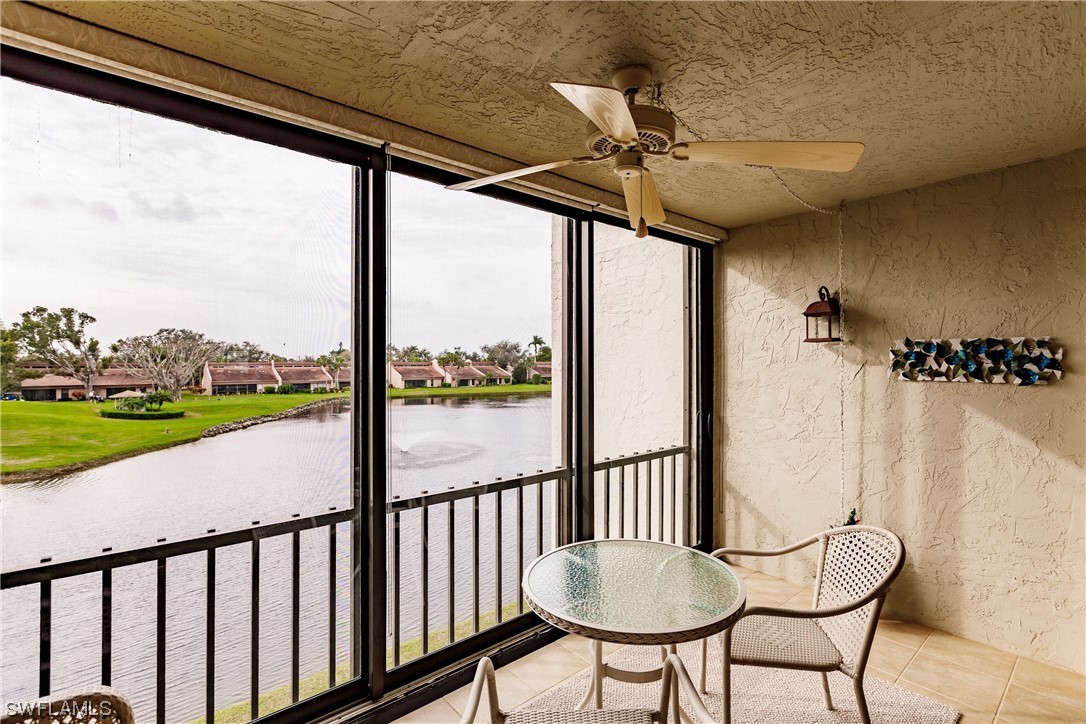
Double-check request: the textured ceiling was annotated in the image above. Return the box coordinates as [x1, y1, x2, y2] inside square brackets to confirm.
[37, 1, 1086, 230]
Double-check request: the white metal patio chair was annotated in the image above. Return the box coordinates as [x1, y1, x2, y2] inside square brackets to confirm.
[459, 655, 686, 724]
[0, 686, 135, 724]
[700, 525, 905, 724]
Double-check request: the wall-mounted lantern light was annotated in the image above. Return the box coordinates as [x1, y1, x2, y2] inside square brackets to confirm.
[803, 286, 841, 343]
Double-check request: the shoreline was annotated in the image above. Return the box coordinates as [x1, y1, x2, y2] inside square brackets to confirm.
[387, 383, 552, 399]
[1, 397, 345, 484]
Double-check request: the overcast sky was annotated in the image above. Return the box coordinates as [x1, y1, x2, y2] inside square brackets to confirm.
[1, 78, 553, 359]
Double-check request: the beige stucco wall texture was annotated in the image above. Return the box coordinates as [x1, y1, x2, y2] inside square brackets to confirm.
[716, 149, 1085, 674]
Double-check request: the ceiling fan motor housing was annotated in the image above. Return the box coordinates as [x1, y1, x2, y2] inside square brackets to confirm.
[586, 104, 676, 155]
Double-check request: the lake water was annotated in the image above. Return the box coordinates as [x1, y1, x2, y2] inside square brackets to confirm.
[1, 394, 554, 722]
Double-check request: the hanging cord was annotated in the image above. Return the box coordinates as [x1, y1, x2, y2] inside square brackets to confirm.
[837, 205, 846, 524]
[654, 84, 851, 520]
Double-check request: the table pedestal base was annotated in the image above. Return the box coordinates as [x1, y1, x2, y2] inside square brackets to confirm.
[578, 640, 686, 723]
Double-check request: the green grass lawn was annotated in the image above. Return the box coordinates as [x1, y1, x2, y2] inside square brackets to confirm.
[190, 601, 525, 723]
[0, 392, 347, 475]
[388, 383, 551, 399]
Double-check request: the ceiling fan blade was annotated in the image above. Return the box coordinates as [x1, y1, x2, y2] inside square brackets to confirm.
[621, 168, 666, 230]
[670, 141, 865, 172]
[550, 82, 639, 145]
[446, 157, 585, 191]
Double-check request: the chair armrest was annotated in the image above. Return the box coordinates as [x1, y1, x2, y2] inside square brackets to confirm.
[459, 657, 503, 724]
[664, 654, 718, 724]
[737, 592, 884, 622]
[710, 532, 822, 561]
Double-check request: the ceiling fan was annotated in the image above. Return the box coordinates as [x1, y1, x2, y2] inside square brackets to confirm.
[447, 65, 864, 237]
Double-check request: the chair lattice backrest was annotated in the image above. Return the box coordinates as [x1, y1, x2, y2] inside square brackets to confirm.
[813, 526, 904, 675]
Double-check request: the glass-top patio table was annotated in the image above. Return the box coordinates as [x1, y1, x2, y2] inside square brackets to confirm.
[523, 539, 746, 710]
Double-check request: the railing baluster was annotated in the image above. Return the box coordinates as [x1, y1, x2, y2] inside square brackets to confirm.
[250, 539, 260, 721]
[536, 482, 543, 557]
[679, 453, 690, 546]
[670, 454, 677, 544]
[618, 465, 625, 538]
[291, 530, 300, 703]
[421, 504, 429, 656]
[392, 511, 401, 667]
[633, 462, 640, 539]
[157, 558, 166, 724]
[328, 523, 337, 688]
[516, 485, 524, 615]
[207, 549, 215, 724]
[603, 466, 611, 538]
[472, 495, 480, 634]
[39, 579, 50, 697]
[102, 568, 112, 686]
[658, 455, 665, 542]
[494, 491, 503, 624]
[447, 500, 455, 645]
[646, 459, 653, 540]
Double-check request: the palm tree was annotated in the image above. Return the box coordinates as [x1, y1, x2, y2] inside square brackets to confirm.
[321, 343, 348, 389]
[529, 335, 545, 357]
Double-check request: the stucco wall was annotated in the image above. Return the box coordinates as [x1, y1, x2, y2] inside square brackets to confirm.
[716, 149, 1086, 673]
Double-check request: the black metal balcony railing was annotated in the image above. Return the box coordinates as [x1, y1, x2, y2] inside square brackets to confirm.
[595, 445, 691, 545]
[0, 509, 353, 724]
[386, 468, 567, 669]
[0, 445, 690, 723]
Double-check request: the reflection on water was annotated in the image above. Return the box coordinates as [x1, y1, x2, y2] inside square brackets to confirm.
[1, 393, 554, 721]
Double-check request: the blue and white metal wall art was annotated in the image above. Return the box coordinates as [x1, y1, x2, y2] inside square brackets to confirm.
[889, 337, 1063, 385]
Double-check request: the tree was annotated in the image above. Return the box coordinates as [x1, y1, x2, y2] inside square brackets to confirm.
[319, 343, 349, 387]
[529, 335, 545, 357]
[437, 347, 468, 368]
[479, 339, 524, 370]
[218, 341, 272, 362]
[396, 345, 432, 362]
[386, 343, 400, 362]
[144, 390, 172, 411]
[1, 322, 41, 394]
[112, 328, 222, 401]
[12, 306, 107, 399]
[537, 345, 552, 362]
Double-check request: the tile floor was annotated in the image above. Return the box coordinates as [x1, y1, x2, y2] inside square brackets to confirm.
[396, 564, 1086, 724]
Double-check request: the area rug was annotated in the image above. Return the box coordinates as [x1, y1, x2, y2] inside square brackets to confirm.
[519, 642, 960, 723]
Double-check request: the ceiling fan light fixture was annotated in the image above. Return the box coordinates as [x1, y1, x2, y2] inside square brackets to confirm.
[613, 150, 643, 180]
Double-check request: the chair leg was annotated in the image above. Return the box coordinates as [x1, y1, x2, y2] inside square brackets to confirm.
[820, 672, 834, 711]
[721, 635, 732, 724]
[853, 676, 871, 724]
[698, 637, 708, 694]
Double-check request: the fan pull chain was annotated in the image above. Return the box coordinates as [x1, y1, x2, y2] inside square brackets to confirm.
[652, 85, 842, 216]
[746, 165, 838, 215]
[649, 84, 707, 143]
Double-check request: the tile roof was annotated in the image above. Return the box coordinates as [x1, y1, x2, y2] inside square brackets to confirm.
[471, 362, 512, 378]
[21, 373, 83, 388]
[21, 369, 153, 388]
[276, 365, 331, 384]
[391, 362, 444, 380]
[207, 363, 279, 384]
[443, 364, 484, 380]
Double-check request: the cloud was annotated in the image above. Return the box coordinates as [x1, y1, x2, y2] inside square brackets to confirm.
[128, 191, 197, 222]
[88, 200, 119, 221]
